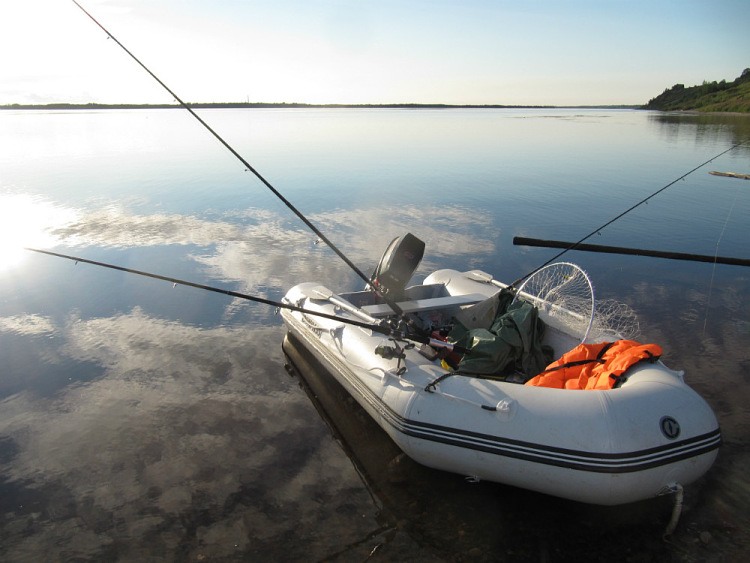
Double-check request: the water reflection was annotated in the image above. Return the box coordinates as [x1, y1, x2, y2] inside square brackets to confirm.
[0, 313, 56, 336]
[1, 108, 749, 560]
[648, 111, 750, 150]
[36, 198, 497, 298]
[0, 184, 499, 558]
[283, 334, 702, 561]
[0, 311, 391, 560]
[0, 193, 77, 272]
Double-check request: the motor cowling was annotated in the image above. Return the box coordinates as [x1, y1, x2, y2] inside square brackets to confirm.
[370, 233, 425, 297]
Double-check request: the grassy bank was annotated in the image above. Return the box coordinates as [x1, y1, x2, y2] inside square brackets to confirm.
[644, 69, 750, 112]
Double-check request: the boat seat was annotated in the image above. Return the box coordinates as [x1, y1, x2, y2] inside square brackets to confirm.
[360, 294, 487, 318]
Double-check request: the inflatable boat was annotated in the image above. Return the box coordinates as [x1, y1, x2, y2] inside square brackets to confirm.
[281, 234, 721, 505]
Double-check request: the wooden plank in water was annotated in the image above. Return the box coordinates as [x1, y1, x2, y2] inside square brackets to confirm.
[709, 171, 750, 180]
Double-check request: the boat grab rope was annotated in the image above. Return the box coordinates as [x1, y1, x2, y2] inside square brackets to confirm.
[425, 371, 457, 392]
[509, 141, 748, 289]
[661, 483, 684, 538]
[425, 372, 506, 411]
[70, 0, 405, 318]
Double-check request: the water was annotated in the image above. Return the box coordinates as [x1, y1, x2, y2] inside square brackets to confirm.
[1, 108, 749, 561]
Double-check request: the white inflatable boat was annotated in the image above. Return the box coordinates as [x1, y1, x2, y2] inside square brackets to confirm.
[281, 234, 720, 505]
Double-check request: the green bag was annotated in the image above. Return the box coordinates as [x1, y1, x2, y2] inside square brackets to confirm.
[449, 289, 552, 380]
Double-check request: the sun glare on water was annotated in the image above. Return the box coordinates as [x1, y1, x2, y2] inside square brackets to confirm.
[0, 194, 75, 273]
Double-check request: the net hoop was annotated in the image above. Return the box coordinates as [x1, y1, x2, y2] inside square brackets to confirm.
[512, 262, 595, 343]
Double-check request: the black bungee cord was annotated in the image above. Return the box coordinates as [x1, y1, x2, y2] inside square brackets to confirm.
[70, 0, 404, 318]
[508, 141, 748, 289]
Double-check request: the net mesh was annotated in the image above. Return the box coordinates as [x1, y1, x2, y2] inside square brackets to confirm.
[513, 262, 640, 344]
[513, 262, 595, 343]
[587, 298, 640, 342]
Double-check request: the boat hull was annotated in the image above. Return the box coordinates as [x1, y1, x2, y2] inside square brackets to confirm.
[281, 270, 720, 505]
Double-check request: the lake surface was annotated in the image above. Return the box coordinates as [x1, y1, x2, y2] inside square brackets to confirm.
[1, 108, 749, 561]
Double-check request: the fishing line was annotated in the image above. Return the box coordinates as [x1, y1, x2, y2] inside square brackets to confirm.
[70, 0, 404, 316]
[702, 181, 743, 335]
[510, 141, 748, 289]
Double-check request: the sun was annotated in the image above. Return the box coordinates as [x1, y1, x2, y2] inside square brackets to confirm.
[0, 194, 76, 273]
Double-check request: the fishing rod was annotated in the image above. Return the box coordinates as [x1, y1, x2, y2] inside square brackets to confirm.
[70, 0, 404, 317]
[24, 247, 468, 354]
[508, 141, 748, 288]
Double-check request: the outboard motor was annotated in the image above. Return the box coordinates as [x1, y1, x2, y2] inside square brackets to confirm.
[370, 233, 425, 298]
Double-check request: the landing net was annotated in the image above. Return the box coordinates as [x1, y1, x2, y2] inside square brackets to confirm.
[512, 262, 595, 343]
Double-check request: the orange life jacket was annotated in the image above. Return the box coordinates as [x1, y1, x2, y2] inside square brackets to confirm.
[524, 340, 663, 390]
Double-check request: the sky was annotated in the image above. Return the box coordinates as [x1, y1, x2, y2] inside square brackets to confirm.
[1, 0, 748, 106]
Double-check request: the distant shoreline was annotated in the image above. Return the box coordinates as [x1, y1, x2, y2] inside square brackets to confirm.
[0, 102, 640, 111]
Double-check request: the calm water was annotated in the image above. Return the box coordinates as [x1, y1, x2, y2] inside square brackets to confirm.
[1, 108, 749, 561]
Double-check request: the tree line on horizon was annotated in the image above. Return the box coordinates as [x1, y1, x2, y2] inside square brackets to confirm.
[4, 70, 749, 112]
[644, 68, 750, 112]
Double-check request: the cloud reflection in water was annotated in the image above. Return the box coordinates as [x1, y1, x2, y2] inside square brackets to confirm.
[0, 309, 388, 559]
[0, 195, 501, 558]
[49, 199, 498, 296]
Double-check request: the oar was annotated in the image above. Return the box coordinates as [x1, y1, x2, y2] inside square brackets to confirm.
[309, 285, 380, 325]
[465, 270, 508, 288]
[307, 285, 469, 354]
[513, 236, 750, 267]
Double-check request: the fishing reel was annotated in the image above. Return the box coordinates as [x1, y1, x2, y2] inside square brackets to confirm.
[374, 337, 415, 376]
[375, 344, 406, 360]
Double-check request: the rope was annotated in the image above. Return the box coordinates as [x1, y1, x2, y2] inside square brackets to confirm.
[663, 483, 684, 538]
